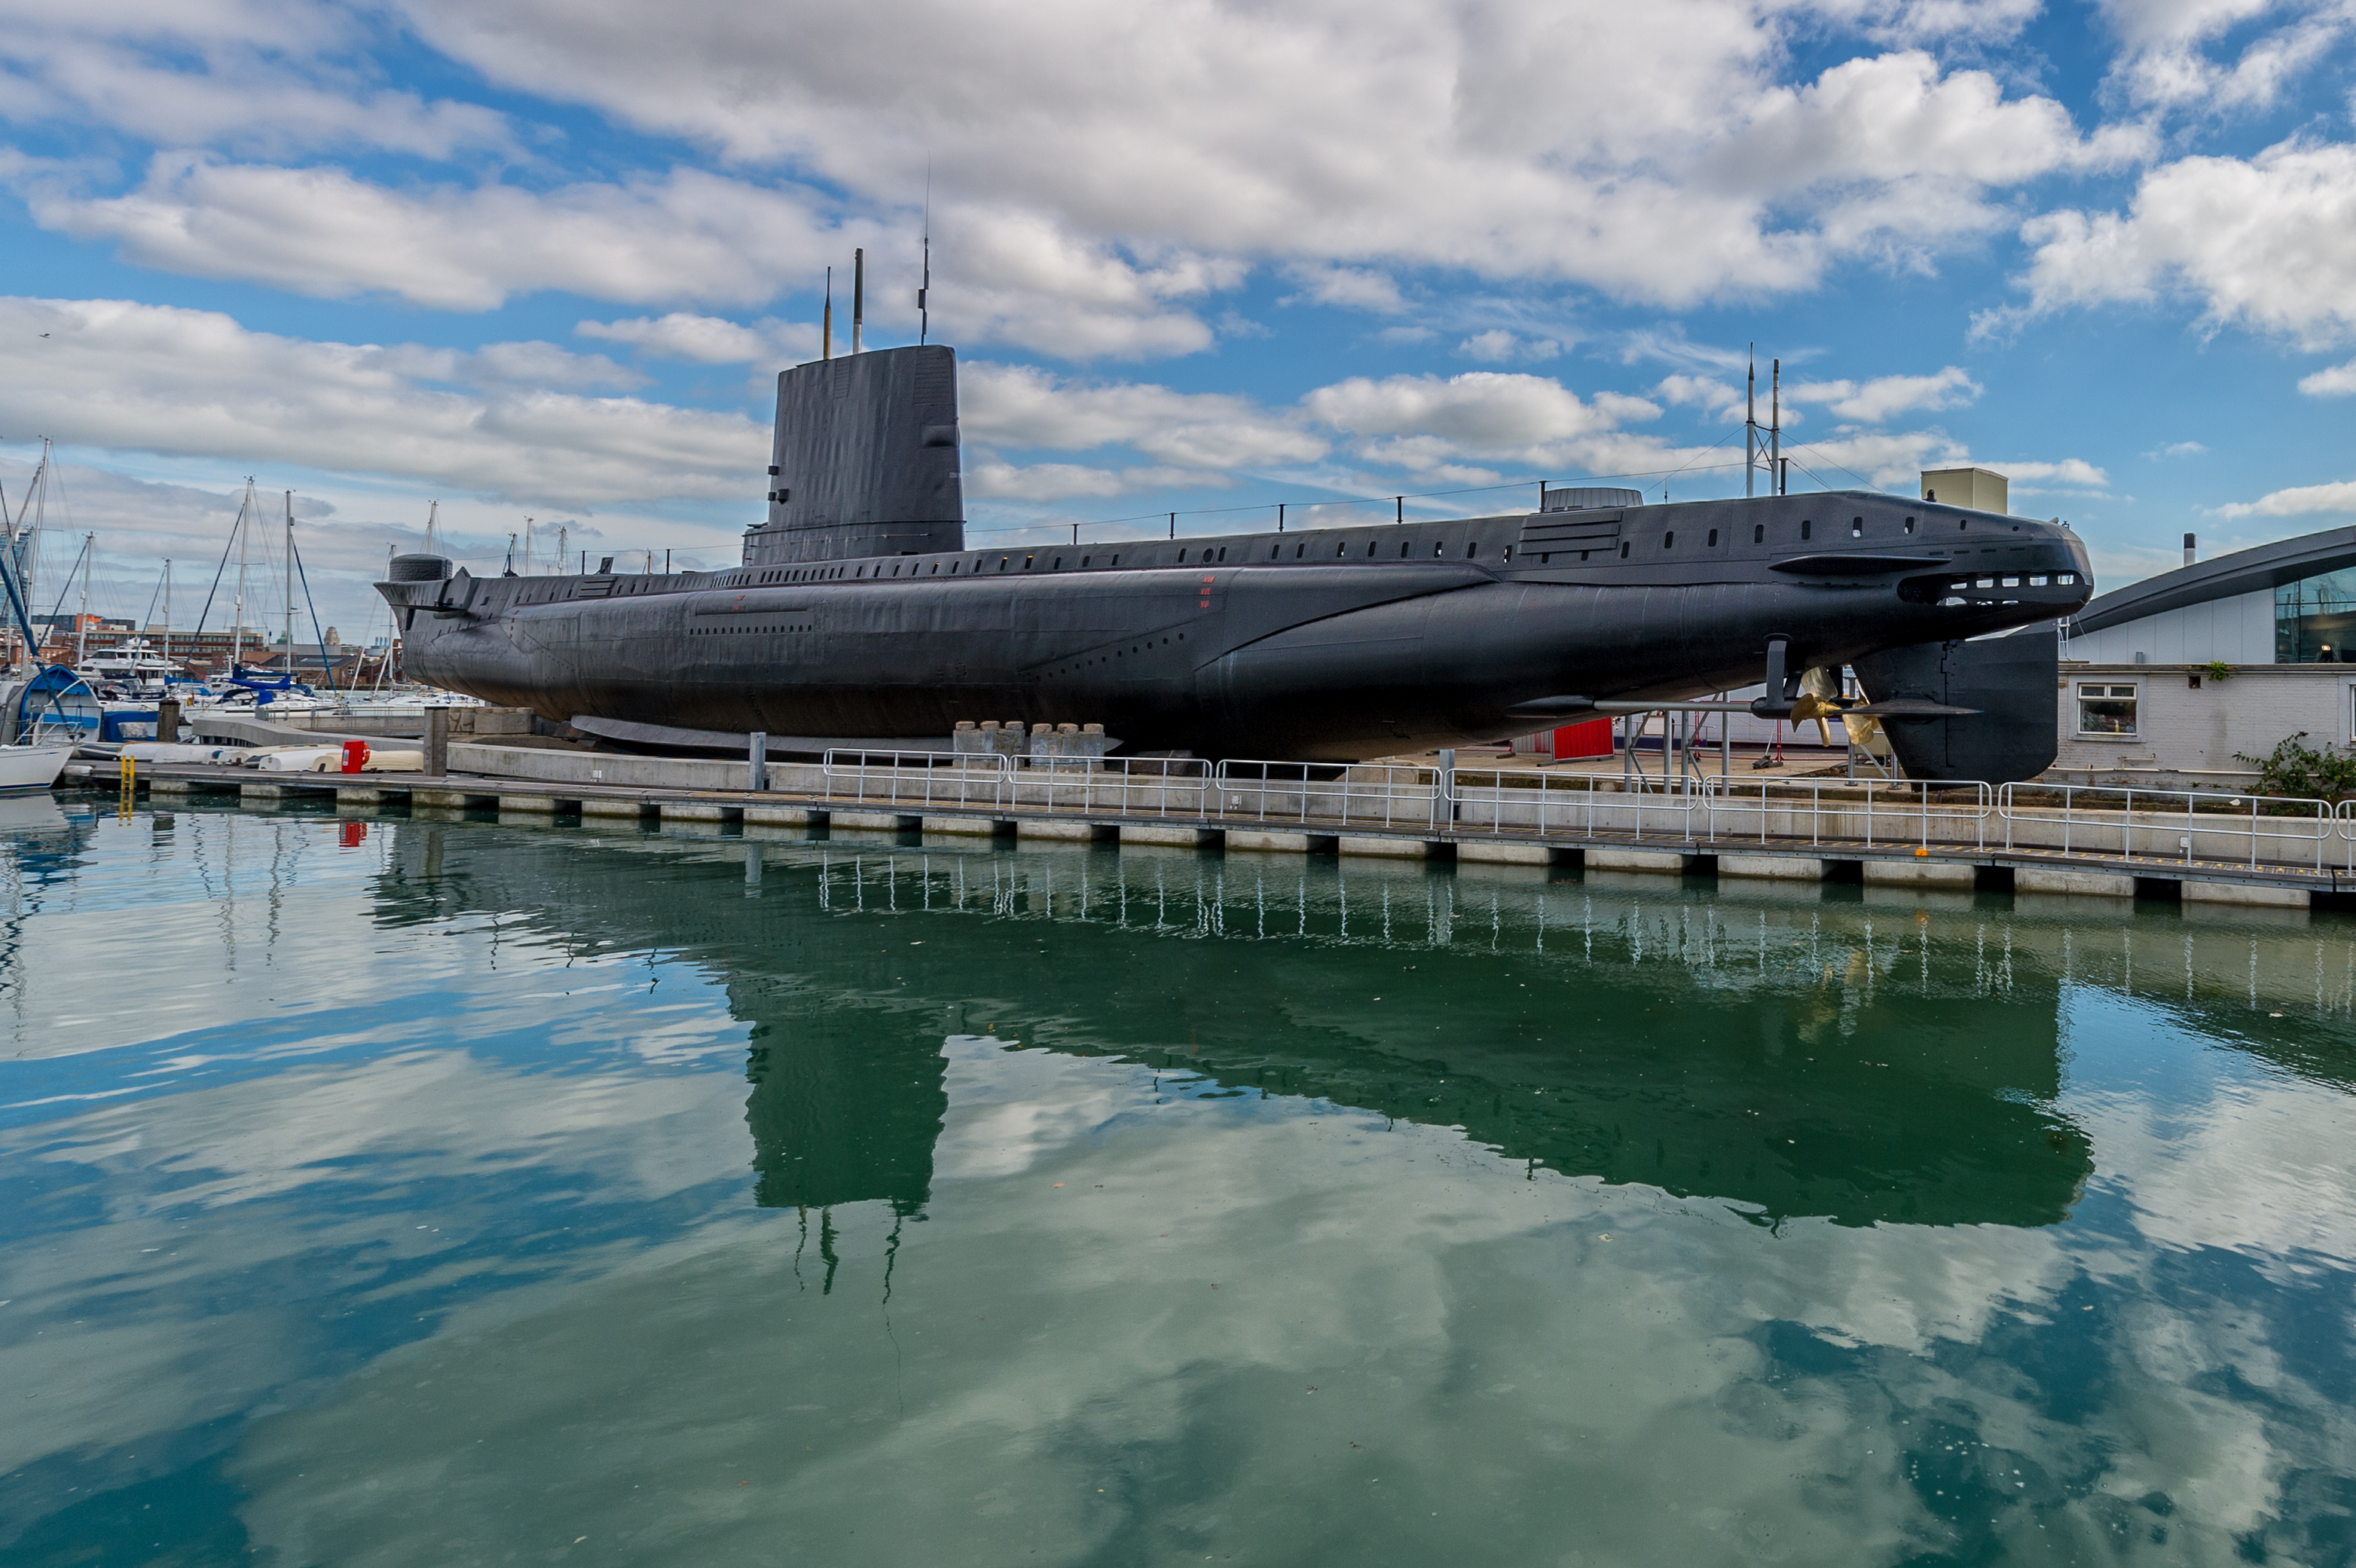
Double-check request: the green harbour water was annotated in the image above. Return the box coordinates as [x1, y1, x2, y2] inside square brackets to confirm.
[5, 796, 2356, 1565]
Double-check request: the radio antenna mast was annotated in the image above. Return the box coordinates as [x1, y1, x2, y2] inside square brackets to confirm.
[918, 163, 932, 346]
[822, 267, 833, 361]
[851, 247, 864, 354]
[1745, 345, 1758, 500]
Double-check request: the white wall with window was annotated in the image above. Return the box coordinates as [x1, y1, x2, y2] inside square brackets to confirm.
[2053, 664, 2356, 781]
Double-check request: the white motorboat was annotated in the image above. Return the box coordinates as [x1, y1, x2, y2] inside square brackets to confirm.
[0, 740, 71, 794]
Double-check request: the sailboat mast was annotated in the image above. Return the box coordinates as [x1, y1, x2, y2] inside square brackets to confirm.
[234, 479, 251, 669]
[75, 532, 90, 666]
[162, 558, 172, 669]
[20, 441, 47, 659]
[283, 491, 295, 663]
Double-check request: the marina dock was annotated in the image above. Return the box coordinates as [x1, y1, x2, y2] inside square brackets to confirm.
[75, 741, 2356, 909]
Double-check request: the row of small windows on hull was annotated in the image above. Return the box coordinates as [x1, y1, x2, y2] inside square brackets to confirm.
[1652, 515, 1942, 551]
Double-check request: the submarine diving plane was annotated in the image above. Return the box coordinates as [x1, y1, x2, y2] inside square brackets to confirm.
[378, 344, 2092, 781]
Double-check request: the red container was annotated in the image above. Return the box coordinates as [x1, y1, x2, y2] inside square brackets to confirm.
[1553, 718, 1612, 759]
[340, 739, 369, 774]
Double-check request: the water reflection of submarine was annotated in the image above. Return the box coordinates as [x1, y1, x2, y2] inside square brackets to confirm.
[371, 825, 2090, 1229]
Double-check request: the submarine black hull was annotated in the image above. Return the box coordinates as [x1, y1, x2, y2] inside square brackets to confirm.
[386, 497, 2092, 763]
[380, 342, 2093, 771]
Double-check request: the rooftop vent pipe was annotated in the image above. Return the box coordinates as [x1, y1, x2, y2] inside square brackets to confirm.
[2183, 532, 2196, 567]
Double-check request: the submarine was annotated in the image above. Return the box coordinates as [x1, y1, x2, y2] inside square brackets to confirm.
[378, 343, 2094, 779]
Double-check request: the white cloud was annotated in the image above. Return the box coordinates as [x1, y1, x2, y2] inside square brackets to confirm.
[578, 313, 808, 365]
[0, 295, 766, 508]
[962, 362, 1326, 470]
[1784, 430, 1966, 488]
[1457, 329, 1563, 363]
[0, 2, 513, 157]
[1591, 392, 1664, 423]
[1284, 265, 1407, 314]
[2146, 439, 2209, 457]
[1654, 373, 1748, 417]
[2298, 357, 2356, 396]
[23, 154, 849, 313]
[966, 461, 1216, 503]
[958, 359, 1719, 497]
[1301, 369, 1703, 482]
[0, 0, 2118, 323]
[1306, 372, 1615, 451]
[2001, 457, 2113, 491]
[1788, 365, 1980, 422]
[2095, 0, 2353, 111]
[1808, 0, 2048, 45]
[1996, 139, 2356, 347]
[2220, 479, 2356, 518]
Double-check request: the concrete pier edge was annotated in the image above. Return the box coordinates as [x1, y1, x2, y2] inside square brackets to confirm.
[71, 756, 2356, 915]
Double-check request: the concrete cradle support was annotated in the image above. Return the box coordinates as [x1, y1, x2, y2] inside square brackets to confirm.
[922, 814, 1006, 836]
[1453, 841, 1570, 866]
[1862, 858, 1976, 888]
[1718, 854, 1826, 881]
[1014, 819, 1102, 841]
[1122, 825, 1222, 848]
[1339, 836, 1449, 860]
[1584, 848, 1690, 875]
[2183, 879, 2312, 909]
[2015, 867, 2135, 897]
[1228, 830, 1338, 854]
[498, 794, 559, 815]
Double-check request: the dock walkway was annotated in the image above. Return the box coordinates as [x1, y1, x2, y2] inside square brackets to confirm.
[72, 741, 2356, 912]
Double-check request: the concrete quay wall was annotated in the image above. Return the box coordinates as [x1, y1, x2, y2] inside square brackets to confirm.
[118, 742, 2356, 911]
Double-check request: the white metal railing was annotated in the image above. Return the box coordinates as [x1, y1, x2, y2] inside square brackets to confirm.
[1432, 766, 1701, 841]
[1700, 776, 1994, 851]
[2000, 782, 2346, 872]
[802, 754, 2354, 873]
[1014, 755, 1215, 818]
[820, 749, 1013, 810]
[1209, 761, 1453, 831]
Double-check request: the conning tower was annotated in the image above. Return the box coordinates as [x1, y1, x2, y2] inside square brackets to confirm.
[745, 344, 964, 567]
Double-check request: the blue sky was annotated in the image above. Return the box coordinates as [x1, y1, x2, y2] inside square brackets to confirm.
[1, 0, 2352, 637]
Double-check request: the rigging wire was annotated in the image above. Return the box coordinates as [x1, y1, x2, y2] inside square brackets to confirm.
[41, 533, 90, 625]
[289, 535, 340, 695]
[191, 491, 248, 640]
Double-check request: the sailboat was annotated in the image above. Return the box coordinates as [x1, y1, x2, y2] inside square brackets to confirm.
[0, 457, 78, 791]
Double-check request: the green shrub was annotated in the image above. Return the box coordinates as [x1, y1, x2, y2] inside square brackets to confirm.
[2234, 733, 2356, 802]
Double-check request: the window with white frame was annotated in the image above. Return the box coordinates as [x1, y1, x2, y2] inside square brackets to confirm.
[2076, 683, 2139, 736]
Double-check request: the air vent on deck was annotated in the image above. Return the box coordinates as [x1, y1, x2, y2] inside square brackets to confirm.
[1541, 486, 1643, 512]
[1518, 512, 1624, 551]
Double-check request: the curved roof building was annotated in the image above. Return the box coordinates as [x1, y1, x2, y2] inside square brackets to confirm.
[2068, 525, 2356, 665]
